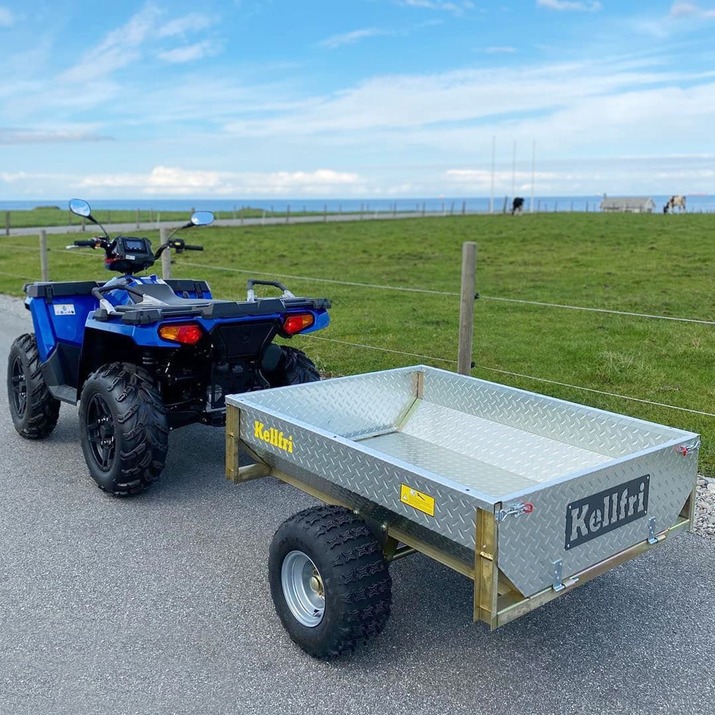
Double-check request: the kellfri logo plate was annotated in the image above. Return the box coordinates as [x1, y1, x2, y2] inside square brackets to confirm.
[565, 475, 650, 550]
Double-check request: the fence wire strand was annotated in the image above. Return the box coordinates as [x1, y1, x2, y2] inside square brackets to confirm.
[306, 335, 715, 419]
[6, 250, 709, 420]
[182, 261, 715, 326]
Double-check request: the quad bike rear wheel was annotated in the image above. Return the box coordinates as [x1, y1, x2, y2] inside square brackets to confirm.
[268, 346, 320, 387]
[7, 333, 60, 440]
[79, 363, 168, 496]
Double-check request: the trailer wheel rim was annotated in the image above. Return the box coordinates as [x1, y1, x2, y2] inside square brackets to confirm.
[10, 356, 27, 417]
[281, 550, 325, 627]
[85, 393, 116, 471]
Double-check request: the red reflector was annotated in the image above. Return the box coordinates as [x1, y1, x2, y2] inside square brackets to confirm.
[158, 323, 203, 345]
[523, 502, 534, 514]
[282, 313, 315, 336]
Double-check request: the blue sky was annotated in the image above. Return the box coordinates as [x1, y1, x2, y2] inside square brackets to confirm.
[1, 0, 715, 199]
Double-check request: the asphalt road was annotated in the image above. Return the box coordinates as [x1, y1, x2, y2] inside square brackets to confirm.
[1, 294, 713, 715]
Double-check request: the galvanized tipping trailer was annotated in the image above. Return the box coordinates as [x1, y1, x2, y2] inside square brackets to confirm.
[225, 366, 700, 659]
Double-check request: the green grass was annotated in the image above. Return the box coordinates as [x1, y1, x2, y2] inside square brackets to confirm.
[1, 212, 713, 475]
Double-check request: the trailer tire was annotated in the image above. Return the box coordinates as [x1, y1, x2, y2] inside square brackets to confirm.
[79, 363, 168, 496]
[7, 334, 60, 439]
[268, 346, 320, 387]
[269, 505, 392, 659]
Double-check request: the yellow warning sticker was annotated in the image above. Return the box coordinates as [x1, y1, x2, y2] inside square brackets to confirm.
[400, 484, 436, 517]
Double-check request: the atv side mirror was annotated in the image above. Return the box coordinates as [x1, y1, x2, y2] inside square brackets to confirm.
[69, 198, 92, 218]
[191, 211, 214, 227]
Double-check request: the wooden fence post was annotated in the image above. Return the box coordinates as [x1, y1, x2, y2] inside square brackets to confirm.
[39, 230, 49, 281]
[458, 242, 477, 375]
[5, 211, 9, 236]
[160, 227, 171, 279]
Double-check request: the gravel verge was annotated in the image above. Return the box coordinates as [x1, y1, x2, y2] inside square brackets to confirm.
[694, 475, 715, 538]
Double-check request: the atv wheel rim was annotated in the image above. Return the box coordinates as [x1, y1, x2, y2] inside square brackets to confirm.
[10, 356, 27, 417]
[281, 550, 325, 627]
[85, 394, 116, 471]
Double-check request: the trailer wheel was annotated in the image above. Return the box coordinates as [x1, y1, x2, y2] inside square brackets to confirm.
[79, 363, 168, 496]
[269, 505, 392, 659]
[268, 346, 320, 387]
[7, 334, 60, 439]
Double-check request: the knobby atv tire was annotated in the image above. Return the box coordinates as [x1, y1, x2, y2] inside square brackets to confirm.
[7, 334, 60, 439]
[268, 346, 320, 387]
[79, 363, 168, 496]
[269, 505, 392, 659]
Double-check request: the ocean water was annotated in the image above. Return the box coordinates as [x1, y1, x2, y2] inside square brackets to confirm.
[1, 195, 713, 214]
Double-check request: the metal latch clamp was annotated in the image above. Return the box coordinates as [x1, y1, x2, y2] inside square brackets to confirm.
[552, 559, 579, 592]
[495, 501, 534, 523]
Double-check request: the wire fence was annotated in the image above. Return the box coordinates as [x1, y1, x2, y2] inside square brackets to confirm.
[172, 260, 714, 420]
[1, 233, 712, 423]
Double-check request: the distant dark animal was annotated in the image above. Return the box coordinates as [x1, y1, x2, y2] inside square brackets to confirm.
[664, 195, 686, 214]
[511, 197, 524, 215]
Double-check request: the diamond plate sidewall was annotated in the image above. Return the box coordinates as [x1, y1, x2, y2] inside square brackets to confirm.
[228, 368, 418, 439]
[420, 369, 687, 458]
[238, 404, 489, 551]
[498, 446, 699, 596]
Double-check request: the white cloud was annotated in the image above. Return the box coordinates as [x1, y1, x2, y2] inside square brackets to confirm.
[0, 6, 13, 27]
[59, 4, 161, 83]
[157, 12, 216, 37]
[0, 127, 109, 144]
[669, 2, 715, 18]
[223, 60, 699, 138]
[158, 41, 218, 64]
[319, 28, 393, 49]
[76, 166, 363, 196]
[537, 0, 602, 11]
[397, 0, 475, 16]
[58, 5, 219, 82]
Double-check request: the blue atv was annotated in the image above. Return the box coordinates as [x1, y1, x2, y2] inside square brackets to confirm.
[7, 199, 330, 496]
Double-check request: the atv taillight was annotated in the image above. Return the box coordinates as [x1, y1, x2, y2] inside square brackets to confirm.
[158, 323, 203, 345]
[282, 313, 315, 336]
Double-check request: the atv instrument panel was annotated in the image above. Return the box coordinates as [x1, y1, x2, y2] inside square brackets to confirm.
[115, 236, 153, 259]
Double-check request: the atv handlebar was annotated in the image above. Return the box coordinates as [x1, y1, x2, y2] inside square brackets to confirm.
[73, 239, 100, 247]
[154, 238, 204, 258]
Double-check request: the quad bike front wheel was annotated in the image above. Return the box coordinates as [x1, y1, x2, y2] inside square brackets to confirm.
[268, 505, 392, 659]
[79, 363, 168, 496]
[7, 333, 60, 440]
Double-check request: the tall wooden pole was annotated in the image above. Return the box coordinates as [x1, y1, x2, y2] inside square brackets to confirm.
[39, 230, 49, 281]
[458, 242, 477, 375]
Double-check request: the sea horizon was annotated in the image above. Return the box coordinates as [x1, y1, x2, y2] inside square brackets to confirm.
[1, 194, 713, 214]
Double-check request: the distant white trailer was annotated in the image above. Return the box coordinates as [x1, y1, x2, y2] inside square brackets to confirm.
[600, 197, 656, 213]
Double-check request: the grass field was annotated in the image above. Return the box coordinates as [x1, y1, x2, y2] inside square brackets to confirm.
[1, 212, 713, 475]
